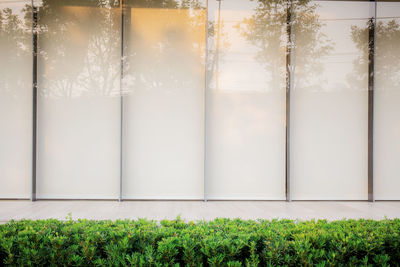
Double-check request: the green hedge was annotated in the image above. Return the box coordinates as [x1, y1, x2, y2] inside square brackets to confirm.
[1, 218, 399, 266]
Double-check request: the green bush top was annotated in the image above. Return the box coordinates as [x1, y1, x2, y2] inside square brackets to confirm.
[1, 218, 399, 266]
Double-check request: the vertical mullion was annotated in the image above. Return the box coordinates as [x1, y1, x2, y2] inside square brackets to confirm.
[119, 0, 124, 202]
[285, 0, 293, 202]
[204, 0, 209, 202]
[368, 0, 376, 202]
[31, 0, 38, 202]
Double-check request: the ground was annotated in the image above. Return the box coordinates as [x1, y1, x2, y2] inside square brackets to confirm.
[1, 200, 400, 222]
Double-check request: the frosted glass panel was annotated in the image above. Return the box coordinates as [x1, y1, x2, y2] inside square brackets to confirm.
[375, 1, 400, 200]
[122, 1, 206, 199]
[291, 1, 369, 200]
[0, 1, 32, 198]
[36, 1, 121, 199]
[206, 0, 286, 200]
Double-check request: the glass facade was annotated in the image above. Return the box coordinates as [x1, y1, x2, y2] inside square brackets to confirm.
[375, 0, 400, 200]
[0, 0, 32, 198]
[122, 1, 206, 199]
[0, 0, 399, 200]
[291, 1, 370, 200]
[36, 0, 121, 199]
[206, 0, 286, 200]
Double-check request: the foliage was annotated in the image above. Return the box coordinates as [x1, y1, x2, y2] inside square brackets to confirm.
[237, 0, 333, 90]
[350, 18, 400, 90]
[0, 218, 399, 266]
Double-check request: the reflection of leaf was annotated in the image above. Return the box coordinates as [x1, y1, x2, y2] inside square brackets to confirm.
[237, 0, 333, 89]
[351, 19, 400, 90]
[123, 0, 206, 93]
[36, 0, 121, 98]
[0, 5, 31, 98]
[42, 0, 202, 95]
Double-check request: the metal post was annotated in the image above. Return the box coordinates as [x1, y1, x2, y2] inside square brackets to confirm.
[31, 0, 38, 202]
[119, 0, 124, 202]
[285, 0, 294, 202]
[215, 0, 221, 91]
[204, 0, 209, 202]
[368, 0, 376, 202]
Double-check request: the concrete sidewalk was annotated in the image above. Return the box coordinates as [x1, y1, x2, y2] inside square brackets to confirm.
[1, 200, 400, 222]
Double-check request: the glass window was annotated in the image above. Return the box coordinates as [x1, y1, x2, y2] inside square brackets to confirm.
[206, 0, 287, 199]
[121, 0, 206, 199]
[1, 0, 399, 201]
[0, 0, 32, 198]
[375, 0, 400, 200]
[291, 0, 370, 200]
[36, 0, 121, 199]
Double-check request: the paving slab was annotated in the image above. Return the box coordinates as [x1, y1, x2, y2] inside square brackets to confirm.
[1, 200, 399, 222]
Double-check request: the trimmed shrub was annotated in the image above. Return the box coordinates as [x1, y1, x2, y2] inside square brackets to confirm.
[0, 218, 399, 266]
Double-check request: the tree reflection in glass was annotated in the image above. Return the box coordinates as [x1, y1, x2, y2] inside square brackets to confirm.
[121, 0, 207, 199]
[0, 1, 32, 197]
[36, 0, 121, 98]
[364, 1, 400, 200]
[0, 2, 32, 98]
[290, 1, 372, 200]
[35, 0, 122, 198]
[237, 0, 332, 91]
[351, 13, 400, 92]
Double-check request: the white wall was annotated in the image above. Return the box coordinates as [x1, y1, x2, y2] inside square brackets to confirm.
[1, 0, 400, 200]
[291, 1, 370, 200]
[121, 7, 206, 199]
[206, 0, 286, 200]
[36, 4, 121, 199]
[374, 2, 400, 200]
[0, 1, 32, 198]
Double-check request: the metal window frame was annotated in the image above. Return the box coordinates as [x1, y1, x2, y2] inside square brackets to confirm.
[368, 0, 377, 202]
[204, 0, 209, 202]
[119, 0, 124, 202]
[31, 0, 38, 202]
[286, 0, 294, 202]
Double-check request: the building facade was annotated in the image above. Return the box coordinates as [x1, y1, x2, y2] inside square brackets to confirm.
[0, 0, 399, 201]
